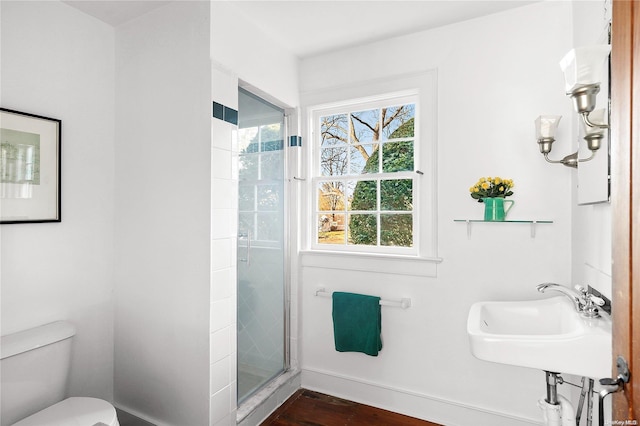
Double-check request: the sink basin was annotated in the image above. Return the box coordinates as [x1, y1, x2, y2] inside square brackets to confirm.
[467, 296, 612, 378]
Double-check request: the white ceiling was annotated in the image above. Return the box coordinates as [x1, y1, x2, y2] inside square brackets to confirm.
[64, 0, 538, 58]
[63, 1, 172, 27]
[229, 1, 538, 58]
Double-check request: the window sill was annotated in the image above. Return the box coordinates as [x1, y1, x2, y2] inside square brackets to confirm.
[299, 250, 442, 277]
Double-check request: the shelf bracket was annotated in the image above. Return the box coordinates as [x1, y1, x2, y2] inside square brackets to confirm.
[531, 221, 537, 238]
[466, 220, 472, 240]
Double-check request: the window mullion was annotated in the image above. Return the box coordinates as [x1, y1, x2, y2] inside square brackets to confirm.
[376, 178, 381, 247]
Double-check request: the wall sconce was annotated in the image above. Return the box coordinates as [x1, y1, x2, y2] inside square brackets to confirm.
[535, 115, 578, 168]
[536, 45, 610, 168]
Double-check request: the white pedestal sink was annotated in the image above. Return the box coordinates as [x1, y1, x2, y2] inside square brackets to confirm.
[467, 296, 611, 379]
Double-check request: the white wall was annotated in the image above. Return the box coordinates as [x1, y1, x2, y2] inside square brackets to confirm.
[299, 2, 574, 425]
[113, 2, 212, 425]
[211, 1, 299, 108]
[0, 0, 115, 401]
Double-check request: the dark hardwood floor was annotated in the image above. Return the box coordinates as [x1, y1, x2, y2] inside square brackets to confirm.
[261, 389, 442, 426]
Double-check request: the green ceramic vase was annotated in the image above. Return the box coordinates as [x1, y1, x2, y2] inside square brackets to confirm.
[483, 197, 514, 221]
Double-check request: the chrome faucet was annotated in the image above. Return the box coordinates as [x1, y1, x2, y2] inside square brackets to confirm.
[536, 283, 605, 318]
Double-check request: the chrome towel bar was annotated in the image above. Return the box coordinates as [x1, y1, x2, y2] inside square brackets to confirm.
[315, 287, 411, 309]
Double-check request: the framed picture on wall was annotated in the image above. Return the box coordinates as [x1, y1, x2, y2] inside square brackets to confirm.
[1, 108, 61, 223]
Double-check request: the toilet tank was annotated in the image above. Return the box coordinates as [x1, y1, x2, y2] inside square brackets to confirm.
[1, 321, 76, 426]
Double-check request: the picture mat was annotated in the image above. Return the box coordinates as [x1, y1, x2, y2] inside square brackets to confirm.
[0, 110, 60, 221]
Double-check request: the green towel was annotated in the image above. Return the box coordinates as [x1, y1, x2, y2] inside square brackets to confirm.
[332, 292, 382, 356]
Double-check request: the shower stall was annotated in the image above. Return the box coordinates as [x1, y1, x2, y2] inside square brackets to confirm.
[236, 87, 289, 404]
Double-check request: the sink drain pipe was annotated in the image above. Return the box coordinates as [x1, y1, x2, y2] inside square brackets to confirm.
[546, 371, 560, 404]
[538, 372, 576, 426]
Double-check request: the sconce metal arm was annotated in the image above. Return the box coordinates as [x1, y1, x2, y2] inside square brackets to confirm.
[542, 151, 595, 169]
[543, 152, 578, 168]
[578, 151, 596, 163]
[581, 112, 609, 129]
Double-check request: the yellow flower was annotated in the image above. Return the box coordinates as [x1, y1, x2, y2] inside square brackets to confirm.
[469, 176, 514, 202]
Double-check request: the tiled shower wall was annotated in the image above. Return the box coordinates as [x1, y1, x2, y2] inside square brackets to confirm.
[210, 65, 240, 426]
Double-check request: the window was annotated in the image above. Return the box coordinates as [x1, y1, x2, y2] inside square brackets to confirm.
[311, 94, 419, 255]
[302, 72, 439, 275]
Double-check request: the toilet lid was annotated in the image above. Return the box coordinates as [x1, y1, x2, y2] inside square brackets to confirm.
[12, 397, 118, 426]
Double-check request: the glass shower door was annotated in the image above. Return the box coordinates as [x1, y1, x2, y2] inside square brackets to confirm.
[236, 88, 286, 403]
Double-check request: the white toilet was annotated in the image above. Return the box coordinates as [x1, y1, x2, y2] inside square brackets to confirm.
[1, 321, 119, 426]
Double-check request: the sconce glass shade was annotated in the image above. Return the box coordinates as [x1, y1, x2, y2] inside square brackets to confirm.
[535, 115, 562, 140]
[559, 45, 611, 93]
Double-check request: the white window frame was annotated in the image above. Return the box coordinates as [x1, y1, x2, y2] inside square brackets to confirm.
[300, 71, 440, 277]
[310, 94, 419, 255]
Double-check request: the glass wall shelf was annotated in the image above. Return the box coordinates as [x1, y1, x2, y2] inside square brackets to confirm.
[454, 219, 553, 238]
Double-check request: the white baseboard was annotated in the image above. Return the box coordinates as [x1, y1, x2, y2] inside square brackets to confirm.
[301, 368, 542, 426]
[114, 403, 172, 426]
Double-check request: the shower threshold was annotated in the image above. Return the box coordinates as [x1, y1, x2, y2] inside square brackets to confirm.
[236, 369, 301, 426]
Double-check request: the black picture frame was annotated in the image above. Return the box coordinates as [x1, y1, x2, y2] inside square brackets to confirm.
[1, 108, 61, 223]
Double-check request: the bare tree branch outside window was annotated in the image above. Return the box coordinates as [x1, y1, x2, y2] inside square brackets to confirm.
[317, 103, 416, 246]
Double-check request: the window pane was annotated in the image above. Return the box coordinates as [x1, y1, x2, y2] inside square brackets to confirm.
[350, 144, 378, 174]
[320, 146, 349, 176]
[318, 181, 345, 212]
[350, 109, 379, 143]
[381, 214, 413, 247]
[321, 114, 348, 147]
[348, 214, 377, 246]
[318, 213, 345, 244]
[381, 179, 413, 211]
[349, 180, 376, 211]
[382, 141, 414, 173]
[382, 104, 415, 140]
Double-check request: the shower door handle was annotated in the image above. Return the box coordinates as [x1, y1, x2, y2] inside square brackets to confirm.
[238, 230, 251, 266]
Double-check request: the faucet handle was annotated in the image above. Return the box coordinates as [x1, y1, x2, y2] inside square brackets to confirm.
[574, 284, 588, 295]
[587, 294, 605, 306]
[574, 285, 605, 317]
[582, 293, 605, 318]
[574, 285, 605, 305]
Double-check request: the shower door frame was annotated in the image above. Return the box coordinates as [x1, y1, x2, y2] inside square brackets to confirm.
[236, 83, 292, 404]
